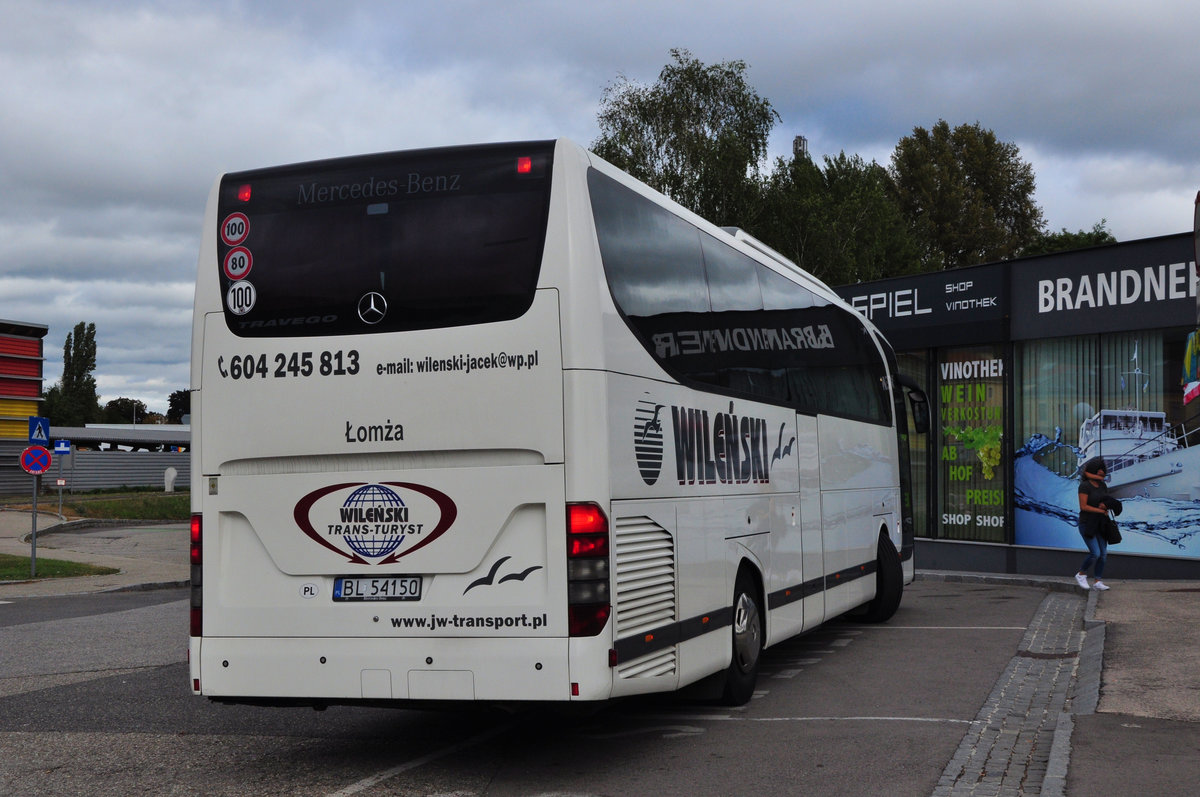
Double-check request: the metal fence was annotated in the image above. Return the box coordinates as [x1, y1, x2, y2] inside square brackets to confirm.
[0, 440, 189, 495]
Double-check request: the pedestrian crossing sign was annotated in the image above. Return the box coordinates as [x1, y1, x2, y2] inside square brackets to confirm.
[28, 416, 50, 445]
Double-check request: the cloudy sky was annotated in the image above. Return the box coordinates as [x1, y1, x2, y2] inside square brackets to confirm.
[2, 0, 1197, 414]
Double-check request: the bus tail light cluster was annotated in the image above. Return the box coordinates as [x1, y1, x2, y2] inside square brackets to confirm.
[189, 514, 203, 637]
[567, 503, 611, 637]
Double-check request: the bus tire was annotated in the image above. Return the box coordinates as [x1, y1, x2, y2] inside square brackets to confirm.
[721, 568, 763, 706]
[859, 534, 903, 624]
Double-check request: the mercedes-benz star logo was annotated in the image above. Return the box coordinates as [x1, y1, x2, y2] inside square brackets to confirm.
[357, 292, 387, 324]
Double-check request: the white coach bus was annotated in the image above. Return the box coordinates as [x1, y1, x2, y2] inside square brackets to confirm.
[189, 138, 928, 707]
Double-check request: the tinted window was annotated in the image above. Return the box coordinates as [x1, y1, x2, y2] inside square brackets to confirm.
[589, 168, 889, 424]
[760, 265, 890, 424]
[588, 171, 708, 316]
[217, 141, 554, 337]
[703, 232, 763, 312]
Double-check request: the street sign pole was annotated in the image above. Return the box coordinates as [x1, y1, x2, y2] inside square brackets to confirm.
[57, 449, 64, 517]
[20, 433, 53, 579]
[30, 474, 37, 578]
[54, 440, 71, 517]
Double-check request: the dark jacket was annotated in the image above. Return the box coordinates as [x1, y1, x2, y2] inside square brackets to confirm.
[1078, 479, 1122, 537]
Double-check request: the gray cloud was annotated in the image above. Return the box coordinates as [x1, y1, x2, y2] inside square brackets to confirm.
[2, 0, 1197, 413]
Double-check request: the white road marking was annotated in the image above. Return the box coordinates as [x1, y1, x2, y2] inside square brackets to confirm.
[325, 723, 513, 797]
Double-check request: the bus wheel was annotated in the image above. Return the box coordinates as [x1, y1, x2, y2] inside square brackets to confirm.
[859, 535, 903, 623]
[721, 569, 762, 705]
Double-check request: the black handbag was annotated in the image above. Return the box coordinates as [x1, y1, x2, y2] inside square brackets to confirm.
[1101, 512, 1122, 544]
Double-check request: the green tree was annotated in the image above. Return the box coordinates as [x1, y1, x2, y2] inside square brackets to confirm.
[592, 48, 779, 227]
[103, 397, 148, 424]
[1022, 220, 1117, 257]
[754, 150, 919, 286]
[890, 120, 1045, 269]
[167, 389, 190, 424]
[40, 321, 101, 426]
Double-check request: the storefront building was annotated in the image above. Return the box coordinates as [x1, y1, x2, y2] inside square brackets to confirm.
[0, 319, 48, 495]
[837, 232, 1200, 579]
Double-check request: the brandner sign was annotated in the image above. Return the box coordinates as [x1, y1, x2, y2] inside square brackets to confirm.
[1010, 235, 1197, 339]
[837, 233, 1197, 344]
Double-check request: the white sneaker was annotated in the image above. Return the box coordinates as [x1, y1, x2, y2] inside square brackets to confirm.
[1074, 574, 1090, 590]
[1093, 581, 1110, 591]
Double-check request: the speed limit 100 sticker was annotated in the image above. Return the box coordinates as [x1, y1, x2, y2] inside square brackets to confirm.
[221, 212, 250, 246]
[223, 246, 253, 280]
[226, 280, 257, 315]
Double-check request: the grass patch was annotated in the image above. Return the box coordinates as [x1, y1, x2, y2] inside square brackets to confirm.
[0, 552, 119, 581]
[58, 493, 190, 521]
[2, 489, 190, 522]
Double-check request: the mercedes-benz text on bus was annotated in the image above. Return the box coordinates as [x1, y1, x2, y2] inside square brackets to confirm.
[189, 139, 928, 707]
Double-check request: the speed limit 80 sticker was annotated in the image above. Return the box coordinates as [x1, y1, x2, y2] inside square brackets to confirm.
[223, 246, 253, 280]
[226, 280, 257, 315]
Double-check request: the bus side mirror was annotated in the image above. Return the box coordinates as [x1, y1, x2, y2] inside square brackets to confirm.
[908, 389, 930, 435]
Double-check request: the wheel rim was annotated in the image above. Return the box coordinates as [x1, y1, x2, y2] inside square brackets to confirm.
[732, 591, 761, 673]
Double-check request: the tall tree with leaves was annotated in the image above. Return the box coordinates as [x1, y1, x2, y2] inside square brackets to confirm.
[755, 150, 920, 285]
[1022, 220, 1117, 257]
[592, 48, 779, 227]
[167, 389, 191, 424]
[890, 120, 1045, 270]
[103, 397, 148, 424]
[41, 321, 101, 426]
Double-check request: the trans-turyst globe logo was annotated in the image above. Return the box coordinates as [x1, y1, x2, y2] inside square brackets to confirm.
[293, 480, 458, 565]
[339, 484, 408, 558]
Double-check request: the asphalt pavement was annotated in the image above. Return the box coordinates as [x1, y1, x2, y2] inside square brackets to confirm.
[1, 507, 1197, 795]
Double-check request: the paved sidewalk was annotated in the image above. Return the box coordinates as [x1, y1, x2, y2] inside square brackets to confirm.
[1063, 580, 1200, 796]
[932, 589, 1086, 796]
[0, 508, 188, 598]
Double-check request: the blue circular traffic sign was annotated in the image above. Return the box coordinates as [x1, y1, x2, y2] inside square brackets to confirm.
[20, 445, 51, 475]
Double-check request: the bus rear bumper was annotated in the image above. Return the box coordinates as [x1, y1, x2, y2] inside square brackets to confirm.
[191, 636, 574, 702]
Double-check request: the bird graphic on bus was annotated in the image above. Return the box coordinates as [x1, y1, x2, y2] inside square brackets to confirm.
[463, 556, 543, 594]
[639, 404, 665, 442]
[772, 423, 796, 465]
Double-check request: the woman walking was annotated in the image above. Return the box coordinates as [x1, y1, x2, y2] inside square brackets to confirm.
[1075, 456, 1112, 591]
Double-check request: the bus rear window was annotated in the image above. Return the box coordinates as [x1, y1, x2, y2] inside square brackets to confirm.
[216, 142, 554, 337]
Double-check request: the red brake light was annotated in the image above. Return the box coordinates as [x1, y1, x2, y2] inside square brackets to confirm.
[517, 156, 532, 174]
[569, 535, 607, 558]
[568, 503, 608, 558]
[569, 504, 607, 535]
[567, 503, 610, 639]
[190, 514, 203, 637]
[190, 514, 202, 565]
[237, 184, 252, 202]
